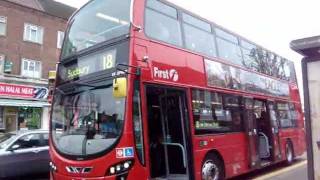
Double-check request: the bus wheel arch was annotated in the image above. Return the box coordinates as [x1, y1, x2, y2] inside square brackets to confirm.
[201, 150, 225, 180]
[285, 139, 295, 164]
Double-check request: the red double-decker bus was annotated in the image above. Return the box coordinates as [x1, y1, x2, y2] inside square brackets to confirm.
[49, 0, 305, 179]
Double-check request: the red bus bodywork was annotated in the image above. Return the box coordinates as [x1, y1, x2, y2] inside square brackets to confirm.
[50, 0, 306, 179]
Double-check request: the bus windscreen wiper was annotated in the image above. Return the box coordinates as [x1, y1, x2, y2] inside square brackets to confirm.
[72, 82, 96, 88]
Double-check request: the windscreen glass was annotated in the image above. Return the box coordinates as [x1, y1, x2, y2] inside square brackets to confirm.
[51, 83, 125, 156]
[61, 0, 131, 58]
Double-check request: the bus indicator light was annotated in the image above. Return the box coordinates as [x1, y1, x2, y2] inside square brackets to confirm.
[110, 167, 115, 174]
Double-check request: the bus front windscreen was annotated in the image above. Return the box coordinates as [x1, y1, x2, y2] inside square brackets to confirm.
[61, 0, 131, 58]
[51, 83, 125, 157]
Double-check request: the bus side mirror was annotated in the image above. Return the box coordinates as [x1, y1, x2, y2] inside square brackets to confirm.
[113, 77, 127, 98]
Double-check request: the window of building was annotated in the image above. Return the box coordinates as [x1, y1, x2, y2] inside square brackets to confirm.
[57, 31, 65, 49]
[18, 107, 42, 130]
[0, 54, 4, 74]
[145, 1, 182, 46]
[23, 23, 44, 44]
[192, 89, 243, 134]
[21, 58, 41, 78]
[0, 16, 7, 36]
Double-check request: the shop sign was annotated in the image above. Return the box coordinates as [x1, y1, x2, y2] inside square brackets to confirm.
[0, 83, 48, 100]
[58, 49, 117, 82]
[205, 59, 290, 97]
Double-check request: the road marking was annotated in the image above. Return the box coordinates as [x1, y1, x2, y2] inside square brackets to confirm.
[253, 160, 307, 180]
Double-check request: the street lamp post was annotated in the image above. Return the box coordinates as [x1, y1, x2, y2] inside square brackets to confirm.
[291, 36, 320, 180]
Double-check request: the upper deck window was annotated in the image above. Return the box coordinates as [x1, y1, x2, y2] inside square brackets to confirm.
[145, 0, 182, 47]
[147, 0, 177, 18]
[240, 39, 258, 70]
[183, 24, 216, 57]
[216, 38, 242, 65]
[241, 39, 256, 50]
[215, 28, 238, 44]
[182, 13, 211, 32]
[288, 61, 297, 83]
[182, 13, 216, 57]
[61, 0, 131, 59]
[215, 28, 242, 65]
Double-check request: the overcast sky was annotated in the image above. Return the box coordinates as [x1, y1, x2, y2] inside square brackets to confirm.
[55, 0, 320, 95]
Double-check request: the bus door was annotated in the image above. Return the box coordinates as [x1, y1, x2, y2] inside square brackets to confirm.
[267, 101, 282, 161]
[146, 86, 190, 179]
[243, 97, 260, 168]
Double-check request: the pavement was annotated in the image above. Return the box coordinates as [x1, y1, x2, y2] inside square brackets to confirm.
[254, 160, 307, 180]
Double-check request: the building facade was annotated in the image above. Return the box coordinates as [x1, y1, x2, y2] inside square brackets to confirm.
[0, 0, 75, 132]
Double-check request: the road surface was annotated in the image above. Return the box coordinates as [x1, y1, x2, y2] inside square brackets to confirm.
[8, 157, 308, 180]
[232, 156, 307, 180]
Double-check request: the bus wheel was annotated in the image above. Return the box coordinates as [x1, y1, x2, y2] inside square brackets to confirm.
[285, 141, 294, 164]
[202, 154, 224, 180]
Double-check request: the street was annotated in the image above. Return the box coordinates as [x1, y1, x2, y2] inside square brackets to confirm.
[231, 156, 307, 180]
[0, 0, 316, 180]
[8, 156, 307, 180]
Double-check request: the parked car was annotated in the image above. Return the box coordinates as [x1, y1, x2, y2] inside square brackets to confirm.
[0, 130, 50, 178]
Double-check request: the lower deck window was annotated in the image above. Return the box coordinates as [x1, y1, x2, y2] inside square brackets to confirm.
[192, 89, 243, 134]
[277, 102, 298, 128]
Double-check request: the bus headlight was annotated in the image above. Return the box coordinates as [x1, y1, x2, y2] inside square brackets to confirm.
[106, 159, 134, 176]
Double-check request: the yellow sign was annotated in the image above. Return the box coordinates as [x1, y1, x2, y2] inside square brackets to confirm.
[48, 71, 56, 80]
[103, 52, 115, 70]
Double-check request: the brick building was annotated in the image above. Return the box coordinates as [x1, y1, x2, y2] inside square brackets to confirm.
[0, 0, 75, 132]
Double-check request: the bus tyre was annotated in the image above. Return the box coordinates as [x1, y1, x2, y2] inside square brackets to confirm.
[285, 141, 294, 165]
[202, 154, 225, 180]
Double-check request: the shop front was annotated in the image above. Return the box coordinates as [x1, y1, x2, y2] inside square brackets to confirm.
[0, 83, 49, 132]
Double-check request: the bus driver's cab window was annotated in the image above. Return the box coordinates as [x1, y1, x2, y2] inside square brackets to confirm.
[100, 113, 118, 138]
